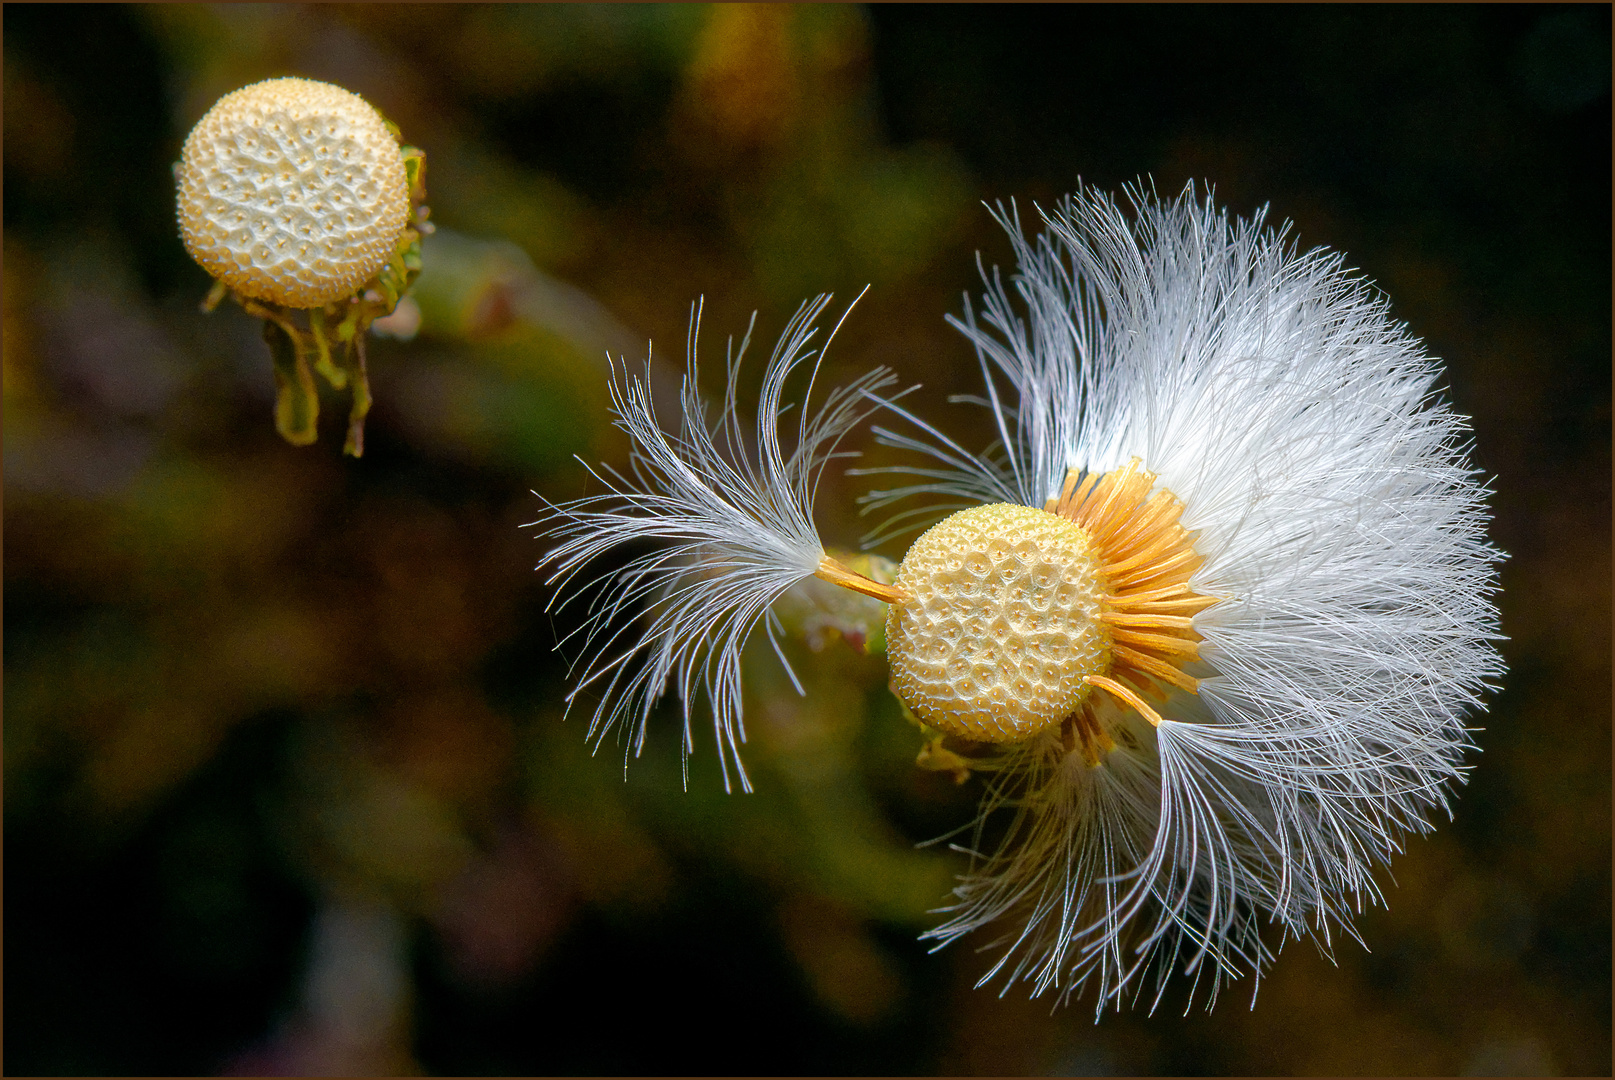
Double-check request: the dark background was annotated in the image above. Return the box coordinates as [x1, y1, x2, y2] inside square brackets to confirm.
[5, 4, 1609, 1075]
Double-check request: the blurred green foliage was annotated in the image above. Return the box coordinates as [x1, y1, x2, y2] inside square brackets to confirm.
[4, 4, 1609, 1076]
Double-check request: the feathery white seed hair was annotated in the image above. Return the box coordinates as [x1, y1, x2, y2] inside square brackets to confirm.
[877, 181, 1505, 1014]
[534, 292, 894, 793]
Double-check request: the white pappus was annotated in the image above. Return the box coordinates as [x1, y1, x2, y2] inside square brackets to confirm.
[533, 291, 898, 793]
[531, 181, 1505, 1015]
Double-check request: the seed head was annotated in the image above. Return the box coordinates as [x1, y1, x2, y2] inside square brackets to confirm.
[176, 77, 411, 308]
[887, 503, 1110, 742]
[534, 181, 1505, 1015]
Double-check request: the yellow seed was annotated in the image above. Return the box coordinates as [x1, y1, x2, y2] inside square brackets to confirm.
[175, 77, 409, 309]
[886, 503, 1112, 743]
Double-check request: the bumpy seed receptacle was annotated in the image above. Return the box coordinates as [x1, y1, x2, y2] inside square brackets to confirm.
[177, 77, 412, 309]
[886, 503, 1113, 743]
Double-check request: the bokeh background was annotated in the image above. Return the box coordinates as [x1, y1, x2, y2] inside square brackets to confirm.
[5, 4, 1609, 1075]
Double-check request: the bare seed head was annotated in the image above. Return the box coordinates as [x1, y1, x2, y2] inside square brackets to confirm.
[176, 77, 410, 308]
